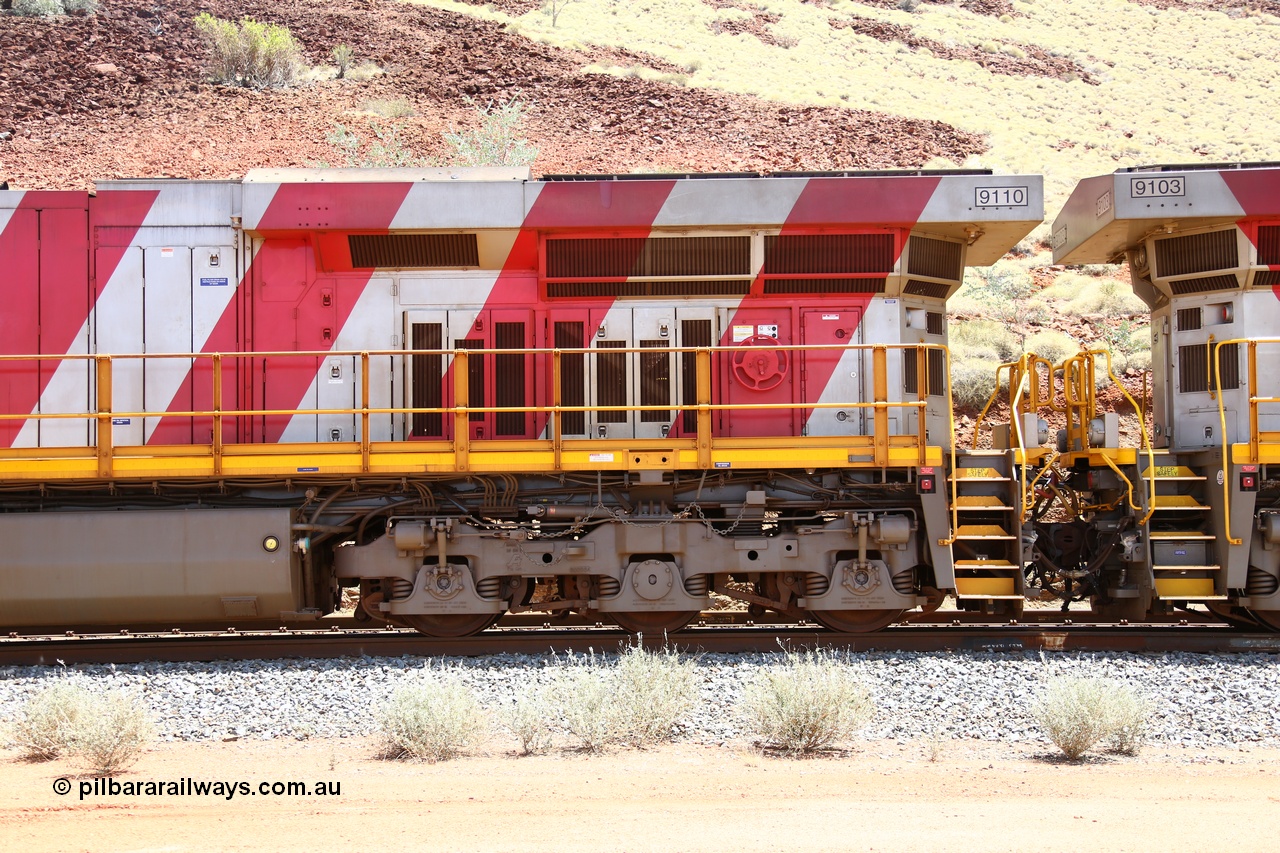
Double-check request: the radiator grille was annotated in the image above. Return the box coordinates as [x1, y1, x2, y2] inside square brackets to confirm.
[926, 311, 944, 336]
[1258, 225, 1280, 265]
[639, 340, 670, 423]
[1176, 307, 1202, 331]
[762, 278, 886, 294]
[681, 319, 712, 434]
[1255, 270, 1280, 287]
[455, 338, 485, 423]
[1170, 274, 1239, 295]
[596, 341, 627, 424]
[349, 233, 478, 268]
[545, 236, 750, 278]
[903, 348, 946, 397]
[547, 280, 750, 298]
[904, 280, 952, 299]
[555, 322, 586, 435]
[410, 323, 443, 437]
[494, 322, 526, 437]
[1179, 342, 1240, 393]
[763, 233, 895, 274]
[906, 236, 963, 280]
[1154, 229, 1238, 277]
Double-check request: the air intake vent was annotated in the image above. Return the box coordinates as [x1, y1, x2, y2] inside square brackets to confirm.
[1170, 274, 1238, 295]
[1154, 229, 1238, 277]
[546, 280, 751, 298]
[904, 280, 952, 299]
[1255, 270, 1280, 287]
[1179, 342, 1240, 393]
[762, 278, 885, 294]
[1258, 225, 1280, 265]
[906, 236, 963, 280]
[1176, 307, 1202, 331]
[545, 236, 751, 278]
[926, 312, 944, 335]
[349, 233, 479, 268]
[763, 233, 895, 274]
[903, 348, 946, 397]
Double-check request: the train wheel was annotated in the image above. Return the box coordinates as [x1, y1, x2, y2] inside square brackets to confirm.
[808, 609, 904, 633]
[1248, 609, 1280, 632]
[402, 613, 502, 638]
[609, 610, 700, 635]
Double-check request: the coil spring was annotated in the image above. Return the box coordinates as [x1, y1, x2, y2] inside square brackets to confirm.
[1246, 566, 1280, 597]
[475, 577, 504, 600]
[891, 567, 916, 596]
[387, 578, 413, 601]
[598, 577, 621, 597]
[803, 573, 830, 597]
[683, 573, 709, 596]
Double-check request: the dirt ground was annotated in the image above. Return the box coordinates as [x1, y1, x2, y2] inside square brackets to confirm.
[3, 737, 1279, 852]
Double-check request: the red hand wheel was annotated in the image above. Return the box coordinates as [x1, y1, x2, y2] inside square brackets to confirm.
[731, 335, 789, 391]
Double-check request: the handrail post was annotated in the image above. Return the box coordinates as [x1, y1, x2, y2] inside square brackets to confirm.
[212, 353, 223, 477]
[915, 344, 927, 466]
[697, 348, 712, 469]
[872, 346, 888, 468]
[95, 355, 113, 478]
[360, 352, 371, 473]
[552, 350, 563, 470]
[1249, 340, 1259, 464]
[453, 349, 470, 472]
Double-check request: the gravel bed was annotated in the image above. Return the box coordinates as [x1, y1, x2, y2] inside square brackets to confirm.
[1, 649, 1277, 749]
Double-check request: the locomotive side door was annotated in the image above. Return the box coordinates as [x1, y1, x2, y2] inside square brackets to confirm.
[631, 306, 677, 440]
[403, 309, 450, 440]
[548, 308, 611, 439]
[800, 308, 865, 437]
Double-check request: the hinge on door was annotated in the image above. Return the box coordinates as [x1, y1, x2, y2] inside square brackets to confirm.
[391, 334, 400, 348]
[390, 282, 398, 297]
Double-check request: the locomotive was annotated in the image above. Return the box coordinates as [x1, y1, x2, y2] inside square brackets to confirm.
[1, 163, 1274, 636]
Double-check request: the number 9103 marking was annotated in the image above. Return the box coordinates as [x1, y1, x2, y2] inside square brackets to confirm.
[974, 186, 1028, 207]
[1130, 176, 1184, 198]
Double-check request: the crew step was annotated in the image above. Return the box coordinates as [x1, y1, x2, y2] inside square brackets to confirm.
[954, 495, 1014, 511]
[1141, 465, 1205, 481]
[951, 467, 1010, 482]
[1149, 530, 1214, 540]
[1153, 577, 1226, 600]
[1149, 494, 1211, 511]
[954, 525, 1016, 540]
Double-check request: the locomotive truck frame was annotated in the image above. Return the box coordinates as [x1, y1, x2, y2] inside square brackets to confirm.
[0, 164, 1277, 636]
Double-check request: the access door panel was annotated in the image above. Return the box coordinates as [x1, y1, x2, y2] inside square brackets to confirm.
[801, 308, 863, 437]
[718, 307, 796, 437]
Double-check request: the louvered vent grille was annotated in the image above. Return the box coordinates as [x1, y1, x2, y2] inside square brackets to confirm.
[545, 236, 751, 278]
[639, 340, 670, 423]
[904, 280, 952, 299]
[681, 319, 712, 434]
[763, 233, 895, 274]
[349, 234, 478, 268]
[1258, 226, 1280, 265]
[1170, 275, 1238, 295]
[1255, 270, 1280, 287]
[926, 312, 944, 336]
[596, 341, 627, 424]
[555, 322, 586, 435]
[1176, 307, 1202, 331]
[410, 323, 443, 437]
[1154, 229, 1237, 277]
[906, 236, 962, 280]
[547, 280, 751, 298]
[762, 278, 886, 294]
[494, 322, 526, 437]
[455, 338, 485, 422]
[1179, 342, 1240, 393]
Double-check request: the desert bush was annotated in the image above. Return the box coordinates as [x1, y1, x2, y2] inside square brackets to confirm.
[193, 14, 304, 89]
[363, 99, 415, 119]
[740, 649, 875, 754]
[12, 0, 64, 16]
[378, 676, 487, 762]
[1024, 330, 1079, 365]
[949, 356, 1003, 409]
[442, 95, 539, 167]
[323, 121, 424, 168]
[332, 44, 353, 79]
[552, 658, 621, 753]
[613, 641, 699, 748]
[500, 686, 557, 756]
[1033, 676, 1150, 760]
[63, 0, 97, 11]
[71, 690, 155, 776]
[950, 319, 1021, 362]
[11, 682, 89, 760]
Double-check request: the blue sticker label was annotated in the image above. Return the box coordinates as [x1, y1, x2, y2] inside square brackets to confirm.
[296, 467, 319, 472]
[714, 461, 731, 469]
[111, 418, 131, 425]
[200, 277, 229, 287]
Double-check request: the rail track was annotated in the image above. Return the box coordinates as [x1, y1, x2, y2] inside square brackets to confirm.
[5, 614, 1280, 666]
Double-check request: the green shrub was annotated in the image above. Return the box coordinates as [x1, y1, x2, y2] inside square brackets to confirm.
[332, 44, 353, 79]
[11, 682, 88, 760]
[324, 121, 424, 168]
[500, 686, 557, 756]
[950, 319, 1021, 362]
[12, 0, 64, 16]
[949, 356, 1003, 409]
[613, 642, 699, 748]
[442, 95, 539, 167]
[70, 690, 155, 776]
[552, 659, 621, 753]
[193, 14, 304, 89]
[378, 677, 487, 762]
[740, 649, 875, 754]
[63, 0, 97, 11]
[1032, 676, 1151, 760]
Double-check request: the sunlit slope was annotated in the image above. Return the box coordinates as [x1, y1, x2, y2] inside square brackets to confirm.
[412, 0, 1280, 216]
